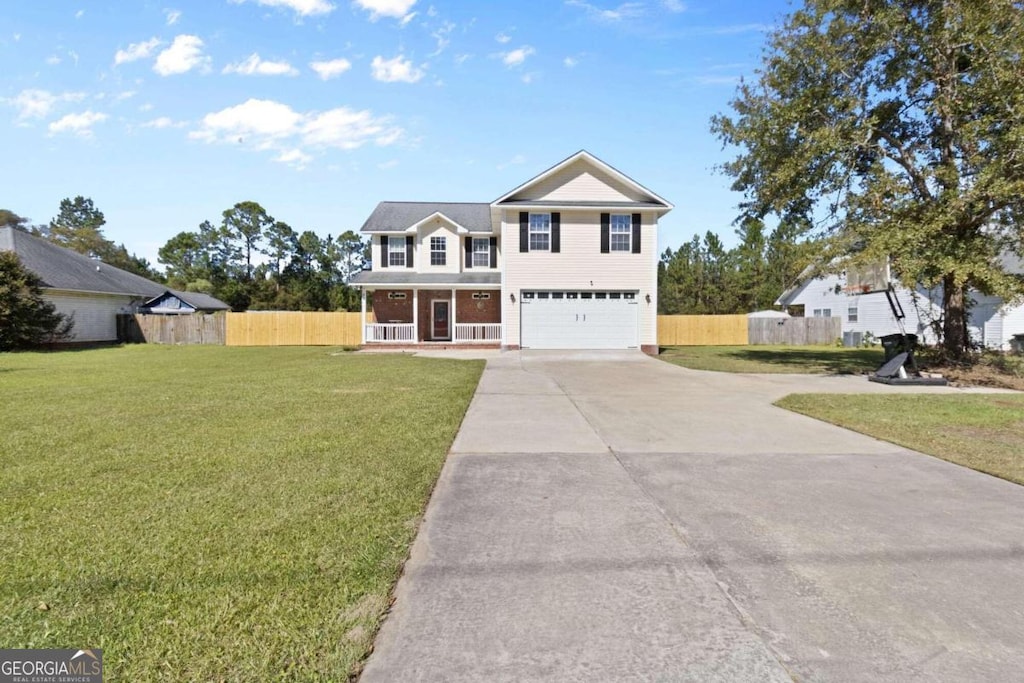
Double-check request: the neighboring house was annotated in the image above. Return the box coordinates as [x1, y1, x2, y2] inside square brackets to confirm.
[141, 290, 230, 314]
[0, 226, 227, 343]
[350, 151, 673, 352]
[777, 264, 1024, 350]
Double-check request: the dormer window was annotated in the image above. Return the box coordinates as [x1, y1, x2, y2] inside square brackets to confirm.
[430, 236, 447, 266]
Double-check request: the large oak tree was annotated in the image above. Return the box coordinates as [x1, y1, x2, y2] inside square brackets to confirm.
[712, 0, 1024, 357]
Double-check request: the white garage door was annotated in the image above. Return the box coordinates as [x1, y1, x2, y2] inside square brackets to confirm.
[520, 291, 639, 349]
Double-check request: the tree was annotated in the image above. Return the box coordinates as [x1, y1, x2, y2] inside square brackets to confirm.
[712, 0, 1024, 358]
[46, 196, 109, 258]
[333, 230, 367, 283]
[222, 201, 274, 281]
[0, 210, 31, 231]
[159, 231, 209, 288]
[0, 252, 73, 350]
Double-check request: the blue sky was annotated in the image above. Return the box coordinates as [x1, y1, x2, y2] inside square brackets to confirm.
[1, 0, 789, 268]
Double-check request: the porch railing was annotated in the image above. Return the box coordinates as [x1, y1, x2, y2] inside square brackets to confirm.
[454, 323, 502, 342]
[365, 323, 415, 342]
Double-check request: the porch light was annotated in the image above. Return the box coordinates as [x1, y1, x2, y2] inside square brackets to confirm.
[510, 293, 516, 304]
[645, 294, 651, 304]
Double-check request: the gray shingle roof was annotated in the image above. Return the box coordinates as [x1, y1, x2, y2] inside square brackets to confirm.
[0, 226, 167, 297]
[359, 202, 493, 233]
[496, 200, 667, 208]
[171, 290, 230, 311]
[350, 271, 500, 286]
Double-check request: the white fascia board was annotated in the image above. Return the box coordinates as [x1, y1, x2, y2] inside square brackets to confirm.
[492, 150, 674, 210]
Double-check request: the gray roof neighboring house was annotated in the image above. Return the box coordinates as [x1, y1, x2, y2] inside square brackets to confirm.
[1, 226, 166, 297]
[350, 271, 501, 286]
[359, 202, 493, 234]
[1, 227, 229, 310]
[142, 289, 231, 311]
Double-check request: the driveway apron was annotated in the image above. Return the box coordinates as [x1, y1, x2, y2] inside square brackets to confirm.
[360, 351, 1024, 682]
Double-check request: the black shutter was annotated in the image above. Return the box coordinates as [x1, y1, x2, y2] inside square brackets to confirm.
[519, 212, 529, 252]
[380, 235, 388, 268]
[405, 235, 414, 267]
[632, 213, 642, 254]
[551, 213, 561, 253]
[464, 237, 473, 269]
[600, 213, 610, 254]
[489, 236, 497, 268]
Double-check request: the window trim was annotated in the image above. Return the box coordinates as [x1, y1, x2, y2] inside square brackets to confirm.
[528, 213, 551, 252]
[848, 303, 859, 323]
[430, 236, 447, 266]
[472, 237, 491, 268]
[388, 239, 406, 267]
[609, 214, 632, 252]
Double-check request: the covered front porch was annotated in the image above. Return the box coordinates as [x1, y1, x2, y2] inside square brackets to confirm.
[359, 286, 502, 345]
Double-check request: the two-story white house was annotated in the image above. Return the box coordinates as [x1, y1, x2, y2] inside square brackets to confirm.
[351, 151, 673, 352]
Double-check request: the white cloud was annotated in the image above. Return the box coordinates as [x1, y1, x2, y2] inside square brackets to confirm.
[309, 57, 352, 80]
[370, 55, 424, 83]
[48, 110, 107, 138]
[115, 90, 137, 101]
[662, 0, 686, 11]
[521, 73, 535, 84]
[354, 0, 417, 20]
[495, 32, 511, 43]
[399, 11, 417, 26]
[139, 103, 155, 111]
[454, 53, 471, 66]
[165, 8, 182, 25]
[501, 46, 534, 67]
[563, 56, 578, 68]
[565, 0, 645, 22]
[46, 55, 61, 65]
[497, 154, 525, 170]
[6, 89, 85, 121]
[429, 20, 454, 56]
[230, 0, 335, 16]
[154, 35, 209, 76]
[142, 116, 185, 128]
[223, 53, 299, 76]
[378, 159, 399, 169]
[190, 98, 403, 164]
[114, 37, 162, 66]
[75, 9, 85, 19]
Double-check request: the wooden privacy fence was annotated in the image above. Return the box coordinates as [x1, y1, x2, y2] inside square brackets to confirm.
[747, 317, 842, 345]
[225, 311, 362, 346]
[657, 315, 748, 346]
[656, 315, 843, 346]
[118, 314, 226, 345]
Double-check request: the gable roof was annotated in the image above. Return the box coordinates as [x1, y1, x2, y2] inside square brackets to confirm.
[492, 150, 673, 210]
[0, 226, 166, 297]
[143, 289, 230, 311]
[359, 202, 493, 234]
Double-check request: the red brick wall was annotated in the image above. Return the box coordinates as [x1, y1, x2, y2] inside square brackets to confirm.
[371, 290, 413, 324]
[456, 290, 501, 324]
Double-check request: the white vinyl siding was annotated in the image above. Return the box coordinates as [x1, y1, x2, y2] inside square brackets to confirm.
[784, 274, 942, 344]
[503, 209, 658, 347]
[45, 290, 140, 342]
[505, 159, 649, 203]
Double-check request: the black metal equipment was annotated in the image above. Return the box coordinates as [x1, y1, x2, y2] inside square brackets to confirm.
[868, 284, 948, 386]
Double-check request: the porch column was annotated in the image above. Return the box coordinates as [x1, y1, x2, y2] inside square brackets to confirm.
[412, 288, 419, 343]
[360, 288, 367, 344]
[451, 288, 457, 341]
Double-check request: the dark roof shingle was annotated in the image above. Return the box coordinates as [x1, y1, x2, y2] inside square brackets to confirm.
[359, 202, 493, 233]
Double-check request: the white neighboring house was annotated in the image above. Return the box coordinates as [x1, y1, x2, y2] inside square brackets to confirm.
[777, 262, 1024, 350]
[351, 151, 673, 352]
[1, 226, 227, 343]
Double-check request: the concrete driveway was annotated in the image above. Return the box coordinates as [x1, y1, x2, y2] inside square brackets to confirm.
[360, 351, 1024, 682]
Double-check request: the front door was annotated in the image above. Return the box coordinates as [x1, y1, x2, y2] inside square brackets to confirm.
[431, 300, 450, 340]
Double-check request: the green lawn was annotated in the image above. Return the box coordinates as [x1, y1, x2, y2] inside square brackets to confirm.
[0, 345, 483, 681]
[659, 345, 881, 374]
[777, 393, 1024, 485]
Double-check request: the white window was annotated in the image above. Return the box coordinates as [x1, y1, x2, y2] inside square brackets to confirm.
[610, 214, 631, 252]
[472, 238, 491, 267]
[848, 304, 858, 323]
[430, 236, 446, 266]
[812, 308, 832, 318]
[388, 238, 406, 267]
[529, 213, 550, 252]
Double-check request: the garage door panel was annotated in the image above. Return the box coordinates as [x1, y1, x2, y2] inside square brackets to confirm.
[521, 293, 638, 349]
